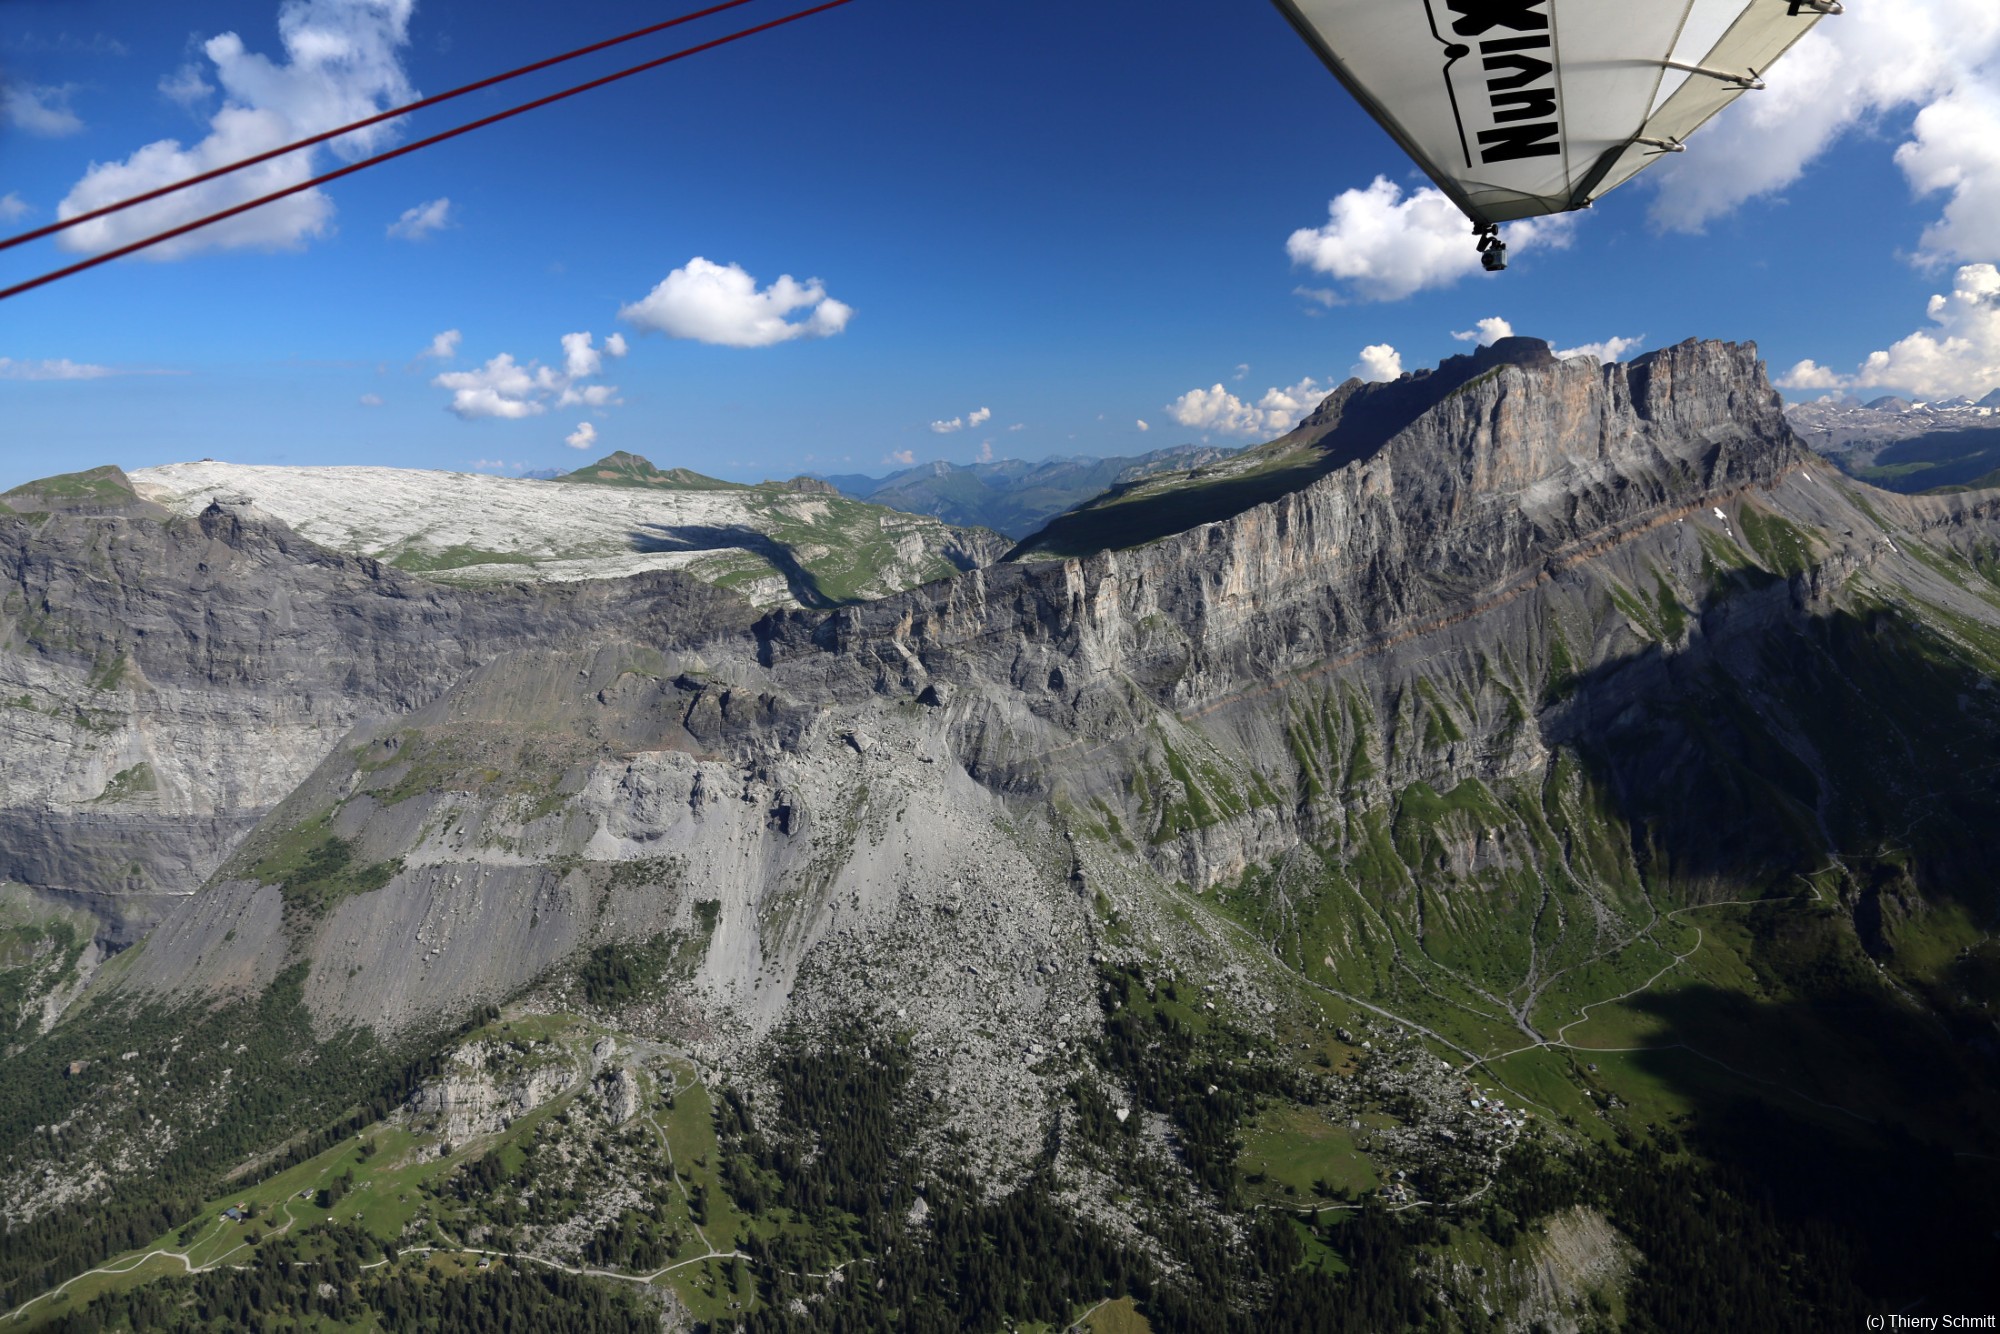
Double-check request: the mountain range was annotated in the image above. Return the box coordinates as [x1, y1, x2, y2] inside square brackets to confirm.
[1787, 390, 2000, 494]
[2, 337, 1997, 1330]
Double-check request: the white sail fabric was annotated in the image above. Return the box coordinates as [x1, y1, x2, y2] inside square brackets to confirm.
[1273, 0, 1833, 224]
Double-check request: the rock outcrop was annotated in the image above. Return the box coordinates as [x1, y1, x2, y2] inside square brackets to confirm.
[0, 490, 749, 925]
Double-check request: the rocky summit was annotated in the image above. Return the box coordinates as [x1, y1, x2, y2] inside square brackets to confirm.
[2, 338, 1998, 1330]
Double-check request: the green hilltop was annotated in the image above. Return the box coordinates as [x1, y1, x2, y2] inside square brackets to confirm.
[1, 465, 141, 513]
[555, 451, 748, 492]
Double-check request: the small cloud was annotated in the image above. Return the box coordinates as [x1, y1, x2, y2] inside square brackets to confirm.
[1007, 422, 1025, 432]
[560, 331, 603, 380]
[1777, 359, 1849, 391]
[435, 354, 546, 420]
[1293, 287, 1342, 308]
[1287, 177, 1574, 302]
[387, 197, 452, 241]
[0, 193, 30, 223]
[1452, 317, 1514, 346]
[0, 357, 117, 380]
[976, 440, 994, 462]
[1136, 419, 1150, 431]
[1168, 375, 1334, 438]
[605, 333, 628, 358]
[565, 421, 598, 450]
[932, 406, 991, 434]
[1351, 345, 1403, 383]
[1234, 364, 1249, 381]
[159, 63, 214, 110]
[619, 257, 851, 347]
[421, 329, 462, 361]
[1554, 335, 1646, 364]
[559, 383, 619, 409]
[2, 83, 83, 137]
[359, 392, 384, 407]
[883, 449, 916, 467]
[431, 332, 622, 420]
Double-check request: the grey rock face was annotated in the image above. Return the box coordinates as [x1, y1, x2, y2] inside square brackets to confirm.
[22, 340, 2000, 1051]
[14, 335, 2000, 1229]
[791, 338, 1798, 712]
[0, 495, 752, 922]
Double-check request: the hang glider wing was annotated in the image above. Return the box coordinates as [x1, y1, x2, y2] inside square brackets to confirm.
[1273, 0, 1836, 242]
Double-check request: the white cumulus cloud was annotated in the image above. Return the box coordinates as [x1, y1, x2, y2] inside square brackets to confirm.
[420, 329, 461, 361]
[1168, 375, 1335, 438]
[1554, 335, 1646, 364]
[387, 196, 451, 240]
[931, 405, 991, 434]
[1287, 177, 1574, 303]
[565, 421, 598, 451]
[432, 332, 621, 421]
[1136, 419, 1149, 432]
[55, 0, 417, 259]
[619, 257, 852, 348]
[3, 83, 84, 136]
[433, 354, 544, 420]
[1351, 345, 1403, 383]
[1777, 263, 2000, 399]
[1453, 317, 1515, 346]
[560, 331, 603, 380]
[883, 449, 915, 467]
[1777, 360, 1849, 392]
[1647, 0, 2000, 265]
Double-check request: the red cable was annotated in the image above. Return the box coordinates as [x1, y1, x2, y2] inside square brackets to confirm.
[0, 0, 764, 255]
[0, 0, 858, 303]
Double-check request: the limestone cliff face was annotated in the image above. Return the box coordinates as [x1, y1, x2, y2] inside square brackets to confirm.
[774, 339, 1798, 714]
[12, 335, 2000, 1227]
[0, 490, 751, 916]
[15, 339, 1992, 1036]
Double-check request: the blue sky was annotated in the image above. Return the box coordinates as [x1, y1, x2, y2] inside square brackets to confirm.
[2, 0, 1998, 493]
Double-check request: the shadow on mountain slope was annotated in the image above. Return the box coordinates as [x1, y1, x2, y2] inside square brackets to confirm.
[1012, 339, 1561, 560]
[1533, 584, 2000, 1312]
[630, 522, 838, 609]
[1604, 983, 2000, 1315]
[1857, 424, 2000, 493]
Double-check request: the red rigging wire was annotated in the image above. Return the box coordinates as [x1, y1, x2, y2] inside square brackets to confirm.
[0, 0, 765, 256]
[0, 0, 859, 303]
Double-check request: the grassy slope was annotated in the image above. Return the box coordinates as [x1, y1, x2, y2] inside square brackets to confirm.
[553, 450, 986, 604]
[0, 467, 137, 510]
[7, 1013, 747, 1330]
[555, 452, 749, 492]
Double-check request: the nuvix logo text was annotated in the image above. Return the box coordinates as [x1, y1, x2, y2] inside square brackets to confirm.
[1427, 0, 1563, 168]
